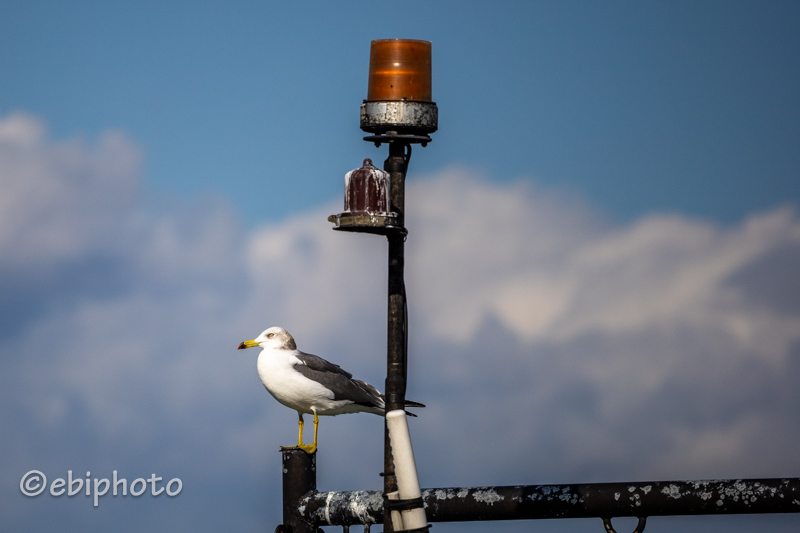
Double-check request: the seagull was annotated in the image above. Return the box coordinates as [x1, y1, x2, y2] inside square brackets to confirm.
[238, 326, 423, 454]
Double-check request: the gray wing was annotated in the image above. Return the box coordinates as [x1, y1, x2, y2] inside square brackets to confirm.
[294, 351, 353, 378]
[293, 352, 382, 408]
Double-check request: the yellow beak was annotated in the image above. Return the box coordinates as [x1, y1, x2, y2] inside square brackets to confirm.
[238, 339, 260, 350]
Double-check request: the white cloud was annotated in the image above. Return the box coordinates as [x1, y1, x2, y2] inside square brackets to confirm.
[0, 112, 141, 269]
[2, 113, 799, 531]
[404, 171, 800, 352]
[241, 168, 800, 485]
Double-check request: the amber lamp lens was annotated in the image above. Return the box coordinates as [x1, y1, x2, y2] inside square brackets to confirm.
[367, 39, 432, 102]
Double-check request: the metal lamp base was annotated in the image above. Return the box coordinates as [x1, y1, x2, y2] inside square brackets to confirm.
[360, 101, 438, 135]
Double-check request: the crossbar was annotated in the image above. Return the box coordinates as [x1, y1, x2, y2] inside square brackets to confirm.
[296, 477, 800, 527]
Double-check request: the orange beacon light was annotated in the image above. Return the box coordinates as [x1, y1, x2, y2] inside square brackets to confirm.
[361, 39, 438, 137]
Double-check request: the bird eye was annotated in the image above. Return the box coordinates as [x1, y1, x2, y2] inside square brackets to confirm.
[267, 333, 274, 338]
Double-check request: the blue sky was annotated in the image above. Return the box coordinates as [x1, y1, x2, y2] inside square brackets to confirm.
[1, 0, 798, 224]
[1, 2, 800, 533]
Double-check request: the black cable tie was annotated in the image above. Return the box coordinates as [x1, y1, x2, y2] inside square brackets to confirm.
[385, 393, 406, 407]
[385, 496, 424, 512]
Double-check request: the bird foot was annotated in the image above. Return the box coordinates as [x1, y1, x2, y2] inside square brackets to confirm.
[280, 444, 317, 454]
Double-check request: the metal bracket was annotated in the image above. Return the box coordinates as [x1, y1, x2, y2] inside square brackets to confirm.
[393, 525, 431, 533]
[341, 526, 370, 533]
[327, 213, 407, 237]
[602, 516, 647, 533]
[363, 132, 431, 147]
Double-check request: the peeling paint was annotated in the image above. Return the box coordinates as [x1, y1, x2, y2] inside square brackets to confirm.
[301, 490, 383, 525]
[324, 492, 333, 524]
[615, 492, 620, 501]
[662, 484, 682, 499]
[642, 485, 652, 494]
[347, 491, 380, 524]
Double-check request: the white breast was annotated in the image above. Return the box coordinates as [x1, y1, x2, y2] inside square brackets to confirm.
[256, 347, 340, 414]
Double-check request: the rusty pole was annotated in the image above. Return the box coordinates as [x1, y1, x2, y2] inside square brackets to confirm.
[383, 140, 409, 531]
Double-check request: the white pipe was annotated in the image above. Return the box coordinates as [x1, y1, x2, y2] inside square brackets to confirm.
[386, 409, 428, 530]
[386, 490, 405, 531]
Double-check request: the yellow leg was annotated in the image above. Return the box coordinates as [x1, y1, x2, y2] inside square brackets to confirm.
[297, 415, 305, 446]
[311, 412, 318, 448]
[297, 412, 318, 454]
[280, 412, 317, 454]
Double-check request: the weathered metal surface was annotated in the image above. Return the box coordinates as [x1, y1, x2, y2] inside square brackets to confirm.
[281, 449, 318, 533]
[328, 212, 403, 235]
[300, 489, 384, 526]
[360, 101, 438, 134]
[297, 478, 800, 526]
[344, 159, 391, 216]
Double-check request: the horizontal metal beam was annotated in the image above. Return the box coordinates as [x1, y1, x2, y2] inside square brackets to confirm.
[298, 478, 800, 526]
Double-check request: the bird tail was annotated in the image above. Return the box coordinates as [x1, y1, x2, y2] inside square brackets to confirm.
[373, 393, 425, 416]
[357, 379, 426, 416]
[403, 399, 425, 417]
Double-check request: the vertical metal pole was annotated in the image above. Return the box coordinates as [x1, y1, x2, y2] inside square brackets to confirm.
[281, 449, 317, 533]
[383, 141, 408, 532]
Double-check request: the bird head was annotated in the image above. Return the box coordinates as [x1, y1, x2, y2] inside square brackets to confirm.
[238, 326, 297, 351]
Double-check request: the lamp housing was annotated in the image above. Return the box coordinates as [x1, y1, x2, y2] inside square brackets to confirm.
[328, 159, 402, 235]
[360, 39, 438, 136]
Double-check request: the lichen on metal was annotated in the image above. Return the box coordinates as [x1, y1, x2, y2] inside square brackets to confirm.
[432, 489, 450, 500]
[472, 488, 504, 505]
[299, 490, 383, 526]
[661, 484, 682, 499]
[293, 477, 800, 527]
